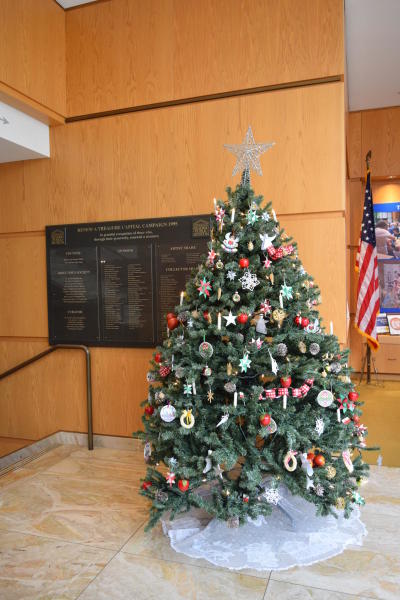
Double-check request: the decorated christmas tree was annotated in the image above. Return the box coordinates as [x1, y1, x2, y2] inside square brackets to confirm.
[135, 127, 369, 530]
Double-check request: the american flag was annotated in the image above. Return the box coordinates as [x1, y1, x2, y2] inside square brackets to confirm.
[355, 170, 379, 350]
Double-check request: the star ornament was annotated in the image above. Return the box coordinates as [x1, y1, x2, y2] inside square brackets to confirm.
[239, 352, 252, 373]
[251, 337, 264, 350]
[197, 277, 212, 297]
[280, 282, 293, 300]
[223, 311, 237, 327]
[224, 126, 275, 177]
[226, 270, 237, 281]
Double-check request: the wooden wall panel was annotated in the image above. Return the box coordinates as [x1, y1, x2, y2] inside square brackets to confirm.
[0, 234, 47, 337]
[361, 107, 400, 176]
[347, 111, 361, 178]
[0, 0, 66, 116]
[0, 340, 86, 439]
[66, 0, 344, 116]
[0, 82, 345, 234]
[280, 214, 347, 344]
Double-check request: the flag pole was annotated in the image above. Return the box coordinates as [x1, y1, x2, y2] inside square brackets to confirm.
[365, 150, 372, 383]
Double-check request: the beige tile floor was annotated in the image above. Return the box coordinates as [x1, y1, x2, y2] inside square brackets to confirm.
[0, 444, 398, 599]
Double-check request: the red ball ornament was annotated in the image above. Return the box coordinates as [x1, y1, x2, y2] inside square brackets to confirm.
[348, 391, 359, 402]
[280, 376, 292, 388]
[259, 414, 271, 426]
[353, 415, 360, 425]
[307, 452, 315, 463]
[313, 454, 325, 467]
[141, 481, 152, 490]
[243, 495, 249, 503]
[144, 404, 154, 416]
[159, 365, 171, 378]
[154, 353, 162, 364]
[301, 317, 310, 328]
[203, 310, 209, 319]
[167, 317, 179, 330]
[237, 313, 248, 324]
[294, 315, 302, 326]
[166, 313, 176, 321]
[239, 257, 250, 268]
[178, 479, 189, 492]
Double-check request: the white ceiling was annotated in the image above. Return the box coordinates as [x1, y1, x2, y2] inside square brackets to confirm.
[345, 0, 400, 111]
[55, 0, 97, 9]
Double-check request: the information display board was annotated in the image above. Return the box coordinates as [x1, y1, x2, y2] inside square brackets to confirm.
[46, 216, 210, 346]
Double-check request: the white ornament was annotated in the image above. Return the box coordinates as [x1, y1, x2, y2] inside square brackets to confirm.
[300, 453, 314, 477]
[315, 483, 325, 497]
[315, 418, 325, 437]
[342, 449, 354, 473]
[239, 269, 260, 291]
[317, 389, 334, 408]
[268, 349, 279, 375]
[180, 409, 195, 429]
[222, 233, 239, 253]
[261, 487, 281, 505]
[261, 211, 270, 222]
[256, 316, 267, 334]
[306, 476, 315, 490]
[226, 270, 237, 281]
[216, 413, 229, 428]
[284, 450, 298, 472]
[214, 464, 224, 479]
[160, 404, 177, 423]
[259, 232, 276, 250]
[203, 450, 213, 474]
[223, 311, 237, 327]
[305, 319, 321, 334]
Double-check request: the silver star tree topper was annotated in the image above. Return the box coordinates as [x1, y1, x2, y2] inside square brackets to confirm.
[224, 126, 275, 177]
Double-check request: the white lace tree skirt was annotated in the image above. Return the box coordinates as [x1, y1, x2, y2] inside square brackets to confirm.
[161, 484, 367, 571]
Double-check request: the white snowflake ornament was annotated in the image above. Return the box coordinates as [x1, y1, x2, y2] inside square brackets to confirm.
[239, 269, 259, 291]
[261, 487, 281, 505]
[315, 418, 324, 437]
[226, 270, 237, 281]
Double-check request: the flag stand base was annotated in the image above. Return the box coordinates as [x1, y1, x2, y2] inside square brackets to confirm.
[359, 344, 380, 385]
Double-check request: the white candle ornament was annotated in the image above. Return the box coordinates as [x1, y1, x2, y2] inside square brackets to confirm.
[272, 209, 277, 222]
[180, 291, 184, 306]
[218, 312, 222, 330]
[330, 321, 333, 335]
[233, 391, 238, 407]
[231, 208, 235, 223]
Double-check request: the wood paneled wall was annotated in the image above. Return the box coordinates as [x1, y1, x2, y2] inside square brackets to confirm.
[0, 0, 66, 118]
[65, 0, 344, 117]
[0, 83, 346, 438]
[0, 0, 346, 440]
[347, 106, 400, 370]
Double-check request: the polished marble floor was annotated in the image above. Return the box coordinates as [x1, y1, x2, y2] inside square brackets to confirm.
[0, 444, 398, 599]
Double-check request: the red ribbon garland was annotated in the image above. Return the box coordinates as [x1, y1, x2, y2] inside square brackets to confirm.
[260, 378, 314, 401]
[267, 244, 295, 260]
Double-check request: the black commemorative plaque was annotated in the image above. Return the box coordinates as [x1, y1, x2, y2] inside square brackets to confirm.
[46, 215, 210, 347]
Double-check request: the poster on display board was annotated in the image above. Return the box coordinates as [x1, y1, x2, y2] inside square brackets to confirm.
[373, 201, 400, 314]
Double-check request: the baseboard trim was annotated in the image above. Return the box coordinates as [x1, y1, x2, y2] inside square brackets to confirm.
[0, 431, 141, 475]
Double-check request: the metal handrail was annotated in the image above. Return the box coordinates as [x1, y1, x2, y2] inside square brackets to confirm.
[0, 344, 93, 450]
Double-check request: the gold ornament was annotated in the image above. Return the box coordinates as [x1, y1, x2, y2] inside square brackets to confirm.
[335, 497, 345, 510]
[298, 341, 307, 353]
[221, 488, 230, 497]
[270, 273, 274, 285]
[227, 362, 233, 376]
[217, 287, 222, 300]
[192, 310, 199, 319]
[272, 308, 286, 328]
[216, 260, 224, 269]
[248, 241, 254, 251]
[207, 389, 214, 403]
[325, 465, 336, 480]
[321, 370, 327, 378]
